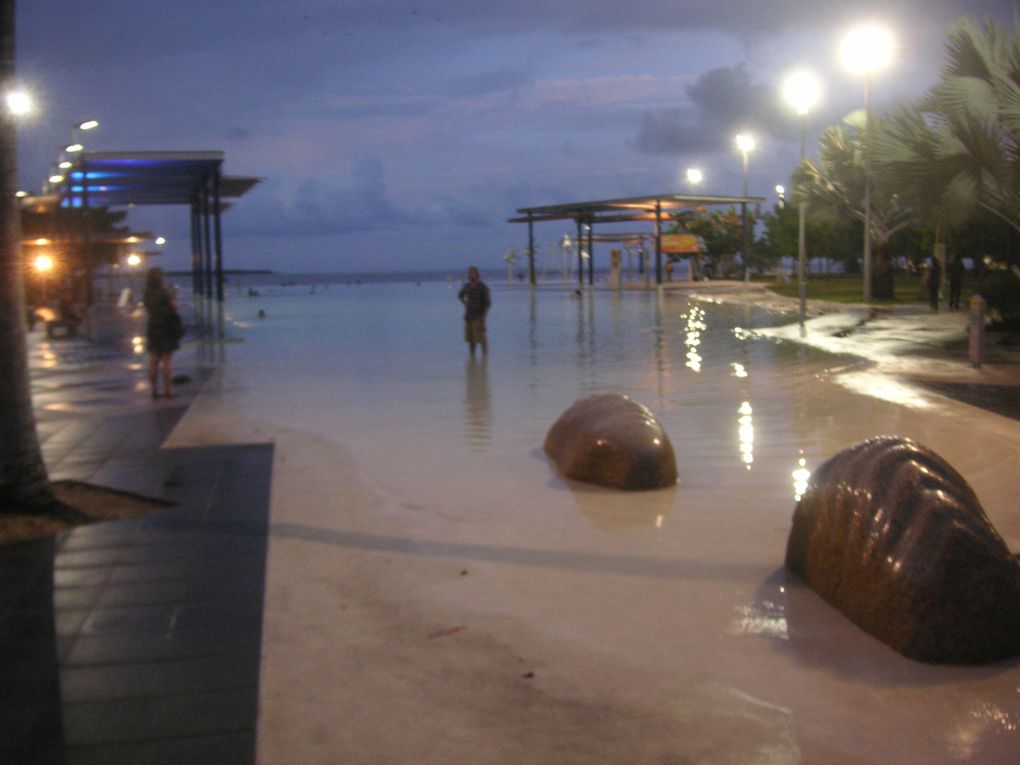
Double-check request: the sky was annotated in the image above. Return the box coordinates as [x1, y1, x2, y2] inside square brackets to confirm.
[13, 1, 1019, 274]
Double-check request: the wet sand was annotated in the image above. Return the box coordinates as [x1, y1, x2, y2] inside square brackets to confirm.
[166, 284, 1020, 764]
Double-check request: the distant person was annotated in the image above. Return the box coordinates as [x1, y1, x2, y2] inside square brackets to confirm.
[458, 266, 491, 357]
[143, 268, 184, 398]
[947, 253, 965, 310]
[927, 256, 942, 311]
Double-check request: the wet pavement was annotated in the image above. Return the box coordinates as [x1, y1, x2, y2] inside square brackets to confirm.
[1, 328, 273, 764]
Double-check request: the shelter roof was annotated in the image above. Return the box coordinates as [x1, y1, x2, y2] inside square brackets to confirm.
[66, 151, 260, 208]
[509, 192, 766, 224]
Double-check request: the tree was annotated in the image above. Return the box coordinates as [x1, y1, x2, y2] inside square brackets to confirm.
[793, 117, 914, 299]
[0, 0, 68, 514]
[670, 207, 749, 278]
[871, 17, 1020, 239]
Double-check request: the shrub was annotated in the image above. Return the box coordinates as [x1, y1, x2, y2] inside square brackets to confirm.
[976, 268, 1020, 330]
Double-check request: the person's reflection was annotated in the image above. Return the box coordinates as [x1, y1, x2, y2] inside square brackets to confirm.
[464, 357, 491, 447]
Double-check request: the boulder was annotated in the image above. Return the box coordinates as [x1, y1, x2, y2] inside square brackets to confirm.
[544, 394, 677, 490]
[785, 435, 1020, 664]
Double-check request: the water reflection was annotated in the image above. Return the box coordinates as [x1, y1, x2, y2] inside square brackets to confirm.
[738, 401, 754, 469]
[792, 453, 811, 502]
[683, 304, 706, 373]
[570, 484, 677, 534]
[463, 357, 491, 447]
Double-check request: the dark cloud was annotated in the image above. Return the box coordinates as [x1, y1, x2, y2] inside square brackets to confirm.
[632, 64, 785, 155]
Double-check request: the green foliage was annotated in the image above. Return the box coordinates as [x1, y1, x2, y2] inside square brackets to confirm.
[872, 17, 1020, 236]
[976, 268, 1020, 328]
[758, 203, 862, 273]
[669, 207, 748, 277]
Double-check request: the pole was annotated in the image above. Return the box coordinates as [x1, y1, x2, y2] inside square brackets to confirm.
[576, 219, 583, 287]
[742, 151, 750, 284]
[863, 76, 873, 303]
[530, 214, 538, 285]
[797, 115, 808, 324]
[654, 201, 662, 285]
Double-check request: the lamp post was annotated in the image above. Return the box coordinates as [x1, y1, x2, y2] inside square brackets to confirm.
[735, 133, 756, 284]
[840, 24, 893, 303]
[685, 167, 703, 187]
[34, 253, 54, 306]
[781, 68, 822, 325]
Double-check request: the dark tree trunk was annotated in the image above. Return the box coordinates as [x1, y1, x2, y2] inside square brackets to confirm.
[872, 238, 896, 301]
[0, 0, 58, 512]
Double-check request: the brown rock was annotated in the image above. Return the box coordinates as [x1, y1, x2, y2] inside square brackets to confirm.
[544, 394, 677, 490]
[785, 435, 1020, 664]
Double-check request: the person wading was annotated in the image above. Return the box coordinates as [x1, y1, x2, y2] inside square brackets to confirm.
[458, 266, 491, 357]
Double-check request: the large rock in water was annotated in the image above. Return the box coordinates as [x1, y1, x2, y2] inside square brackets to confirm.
[544, 394, 677, 490]
[785, 435, 1020, 664]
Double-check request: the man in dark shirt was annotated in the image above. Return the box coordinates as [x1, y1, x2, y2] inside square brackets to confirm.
[458, 266, 491, 356]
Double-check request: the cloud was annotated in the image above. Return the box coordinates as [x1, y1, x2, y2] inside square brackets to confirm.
[631, 64, 785, 155]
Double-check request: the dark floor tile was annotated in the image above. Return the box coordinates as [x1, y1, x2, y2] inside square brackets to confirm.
[59, 650, 262, 702]
[62, 688, 257, 746]
[95, 579, 190, 607]
[106, 561, 194, 585]
[64, 624, 262, 666]
[80, 604, 176, 635]
[65, 731, 255, 765]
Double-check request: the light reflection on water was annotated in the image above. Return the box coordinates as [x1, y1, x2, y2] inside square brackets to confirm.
[212, 283, 856, 501]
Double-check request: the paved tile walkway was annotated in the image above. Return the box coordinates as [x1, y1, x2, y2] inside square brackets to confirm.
[1, 328, 272, 764]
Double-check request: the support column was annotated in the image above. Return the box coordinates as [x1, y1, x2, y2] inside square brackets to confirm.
[213, 168, 224, 302]
[654, 201, 663, 285]
[576, 219, 583, 287]
[587, 221, 594, 286]
[527, 214, 536, 286]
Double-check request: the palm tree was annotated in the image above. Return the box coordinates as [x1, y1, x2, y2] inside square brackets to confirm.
[793, 116, 914, 299]
[0, 0, 64, 513]
[871, 17, 1020, 236]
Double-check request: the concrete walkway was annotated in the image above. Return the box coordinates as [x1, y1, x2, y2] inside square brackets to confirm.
[1, 326, 273, 764]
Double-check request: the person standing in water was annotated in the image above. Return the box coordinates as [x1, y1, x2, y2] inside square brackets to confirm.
[458, 266, 491, 357]
[143, 267, 184, 398]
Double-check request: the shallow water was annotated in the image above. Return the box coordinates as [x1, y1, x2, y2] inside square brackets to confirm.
[173, 279, 1020, 763]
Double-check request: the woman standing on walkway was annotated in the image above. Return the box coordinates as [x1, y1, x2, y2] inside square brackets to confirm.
[143, 268, 183, 398]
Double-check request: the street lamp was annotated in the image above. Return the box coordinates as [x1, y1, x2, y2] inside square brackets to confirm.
[5, 88, 32, 116]
[34, 253, 54, 305]
[781, 68, 822, 325]
[840, 23, 894, 303]
[735, 132, 756, 284]
[685, 167, 703, 186]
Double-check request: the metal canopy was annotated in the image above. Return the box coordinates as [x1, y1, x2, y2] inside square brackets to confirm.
[59, 151, 261, 305]
[509, 192, 765, 223]
[509, 192, 767, 286]
[64, 151, 258, 208]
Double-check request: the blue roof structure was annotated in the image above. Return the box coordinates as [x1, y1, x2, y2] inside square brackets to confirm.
[59, 151, 260, 303]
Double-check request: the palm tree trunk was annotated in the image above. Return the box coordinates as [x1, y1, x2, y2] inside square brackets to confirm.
[872, 239, 895, 300]
[0, 0, 58, 512]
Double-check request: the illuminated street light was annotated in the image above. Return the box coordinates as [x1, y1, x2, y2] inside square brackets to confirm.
[685, 167, 703, 186]
[154, 236, 166, 246]
[34, 253, 54, 304]
[735, 133, 756, 284]
[782, 68, 823, 325]
[48, 173, 64, 184]
[775, 185, 786, 208]
[65, 143, 84, 153]
[841, 23, 894, 303]
[34, 254, 54, 273]
[5, 88, 32, 116]
[76, 119, 99, 131]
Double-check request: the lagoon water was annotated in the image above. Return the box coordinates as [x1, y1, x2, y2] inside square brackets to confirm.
[169, 275, 1020, 763]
